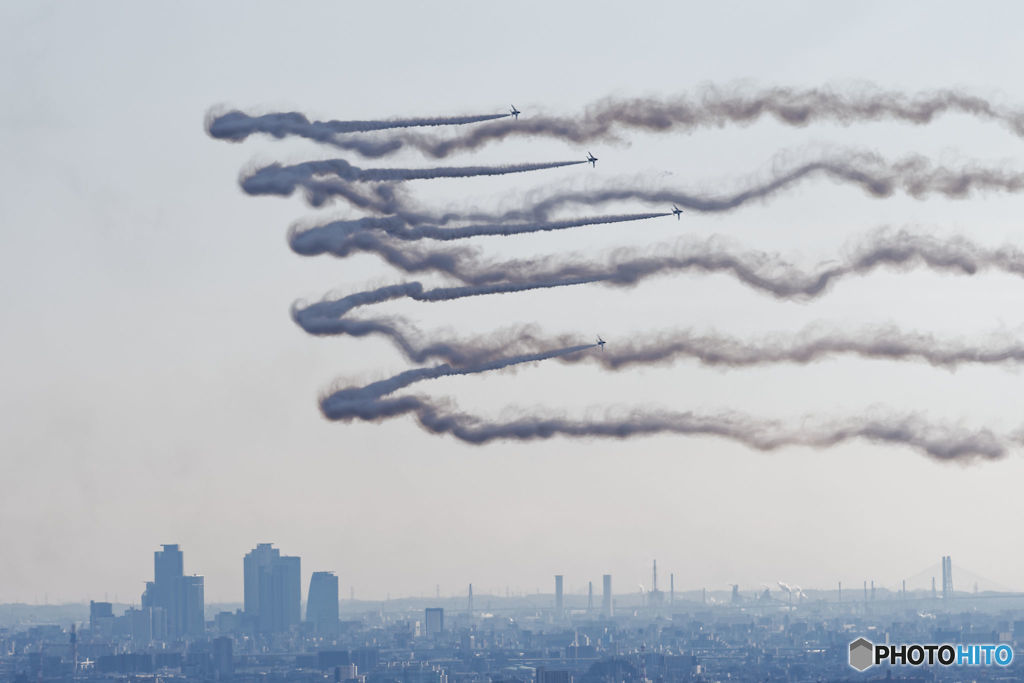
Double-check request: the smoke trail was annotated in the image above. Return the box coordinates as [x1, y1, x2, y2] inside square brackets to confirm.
[456, 152, 1024, 224]
[292, 312, 1024, 371]
[288, 228, 1024, 300]
[319, 353, 1006, 460]
[287, 151, 1024, 219]
[288, 212, 669, 255]
[292, 278, 615, 338]
[321, 343, 595, 418]
[297, 315, 560, 367]
[268, 86, 1024, 158]
[240, 158, 586, 204]
[564, 325, 1024, 370]
[206, 109, 509, 143]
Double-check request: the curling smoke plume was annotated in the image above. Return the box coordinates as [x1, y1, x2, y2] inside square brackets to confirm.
[288, 228, 1024, 299]
[241, 158, 586, 205]
[319, 349, 1007, 461]
[213, 86, 1024, 158]
[207, 109, 508, 143]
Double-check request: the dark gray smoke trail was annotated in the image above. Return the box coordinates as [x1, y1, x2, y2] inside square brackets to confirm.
[319, 352, 1006, 460]
[292, 278, 614, 337]
[299, 315, 558, 367]
[288, 212, 669, 255]
[292, 313, 1024, 371]
[454, 153, 1024, 224]
[241, 158, 586, 205]
[288, 229, 1024, 300]
[268, 86, 1024, 158]
[287, 151, 1024, 219]
[321, 343, 595, 418]
[206, 109, 509, 143]
[565, 326, 1024, 370]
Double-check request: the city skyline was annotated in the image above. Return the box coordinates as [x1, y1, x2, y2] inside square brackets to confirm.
[7, 542, 1009, 610]
[5, 545, 1023, 680]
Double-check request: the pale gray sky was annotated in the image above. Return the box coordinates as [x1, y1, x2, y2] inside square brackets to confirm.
[3, 1, 1024, 604]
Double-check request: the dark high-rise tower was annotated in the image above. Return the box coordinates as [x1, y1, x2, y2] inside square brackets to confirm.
[244, 543, 301, 633]
[181, 575, 205, 637]
[602, 574, 613, 617]
[145, 544, 203, 639]
[154, 544, 183, 636]
[554, 575, 564, 615]
[307, 571, 339, 633]
[244, 544, 278, 616]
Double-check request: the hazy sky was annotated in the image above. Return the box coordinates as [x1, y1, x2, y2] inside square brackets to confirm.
[4, 1, 1024, 605]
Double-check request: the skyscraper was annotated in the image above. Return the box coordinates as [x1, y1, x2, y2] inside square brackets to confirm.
[154, 544, 183, 636]
[181, 575, 205, 637]
[555, 575, 564, 615]
[602, 574, 613, 617]
[244, 543, 277, 616]
[307, 571, 339, 633]
[244, 543, 301, 633]
[144, 544, 204, 639]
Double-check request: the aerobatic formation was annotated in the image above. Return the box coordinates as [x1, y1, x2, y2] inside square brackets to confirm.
[208, 85, 1024, 461]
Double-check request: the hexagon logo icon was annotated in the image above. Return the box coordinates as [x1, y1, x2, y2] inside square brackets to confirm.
[849, 637, 874, 671]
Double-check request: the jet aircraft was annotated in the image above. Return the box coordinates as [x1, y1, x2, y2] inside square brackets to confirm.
[672, 205, 683, 219]
[596, 335, 606, 350]
[587, 151, 598, 167]
[510, 105, 520, 120]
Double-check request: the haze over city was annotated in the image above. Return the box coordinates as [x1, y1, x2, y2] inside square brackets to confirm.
[4, 0, 1024, 623]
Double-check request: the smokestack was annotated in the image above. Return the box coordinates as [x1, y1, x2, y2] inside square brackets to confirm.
[652, 560, 658, 593]
[932, 576, 936, 599]
[588, 581, 593, 611]
[902, 579, 906, 598]
[555, 575, 564, 615]
[670, 574, 674, 604]
[602, 575, 612, 617]
[468, 583, 473, 615]
[871, 580, 875, 601]
[863, 581, 868, 604]
[838, 581, 842, 603]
